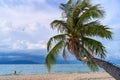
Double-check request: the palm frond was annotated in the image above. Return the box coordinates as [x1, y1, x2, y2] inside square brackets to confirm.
[83, 37, 106, 59]
[60, 2, 73, 18]
[60, 1, 75, 28]
[82, 24, 112, 39]
[67, 0, 72, 4]
[51, 20, 68, 33]
[79, 44, 92, 59]
[83, 20, 100, 27]
[77, 4, 105, 25]
[72, 0, 91, 19]
[46, 40, 65, 72]
[47, 34, 66, 52]
[75, 20, 100, 35]
[87, 61, 99, 71]
[72, 0, 91, 27]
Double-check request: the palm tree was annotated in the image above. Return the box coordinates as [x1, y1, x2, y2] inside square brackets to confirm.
[46, 0, 120, 79]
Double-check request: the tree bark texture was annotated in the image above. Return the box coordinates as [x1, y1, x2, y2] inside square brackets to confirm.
[91, 58, 120, 80]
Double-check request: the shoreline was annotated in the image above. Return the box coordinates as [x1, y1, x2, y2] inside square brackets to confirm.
[0, 72, 115, 80]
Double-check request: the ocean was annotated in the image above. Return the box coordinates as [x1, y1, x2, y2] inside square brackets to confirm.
[0, 64, 105, 75]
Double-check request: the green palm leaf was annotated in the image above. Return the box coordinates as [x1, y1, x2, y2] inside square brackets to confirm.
[87, 61, 99, 71]
[82, 24, 112, 39]
[83, 20, 100, 27]
[46, 40, 65, 72]
[60, 3, 73, 18]
[47, 34, 66, 52]
[72, 0, 91, 20]
[83, 37, 106, 59]
[67, 0, 72, 4]
[51, 20, 68, 33]
[77, 4, 104, 26]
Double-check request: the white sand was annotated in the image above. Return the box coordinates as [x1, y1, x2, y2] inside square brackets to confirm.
[0, 72, 115, 80]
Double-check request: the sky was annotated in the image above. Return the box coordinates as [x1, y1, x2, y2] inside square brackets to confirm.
[0, 0, 120, 60]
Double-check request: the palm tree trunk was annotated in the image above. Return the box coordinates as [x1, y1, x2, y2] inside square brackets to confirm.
[91, 58, 120, 80]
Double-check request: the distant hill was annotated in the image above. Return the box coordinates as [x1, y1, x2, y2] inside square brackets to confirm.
[0, 60, 39, 64]
[0, 49, 119, 64]
[0, 49, 81, 64]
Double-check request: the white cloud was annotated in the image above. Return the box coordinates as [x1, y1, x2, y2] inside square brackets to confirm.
[12, 40, 27, 49]
[12, 40, 46, 50]
[27, 41, 46, 49]
[0, 21, 12, 34]
[0, 0, 61, 50]
[0, 0, 61, 36]
[1, 0, 60, 25]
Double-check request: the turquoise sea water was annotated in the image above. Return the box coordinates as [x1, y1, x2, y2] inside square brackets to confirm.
[0, 64, 105, 75]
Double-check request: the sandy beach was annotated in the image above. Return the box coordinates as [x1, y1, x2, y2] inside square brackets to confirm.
[0, 72, 115, 80]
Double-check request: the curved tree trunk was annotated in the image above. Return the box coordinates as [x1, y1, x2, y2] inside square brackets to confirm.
[91, 58, 120, 80]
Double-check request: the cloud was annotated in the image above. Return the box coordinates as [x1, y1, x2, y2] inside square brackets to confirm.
[27, 41, 46, 49]
[0, 0, 61, 29]
[0, 38, 46, 50]
[0, 0, 61, 35]
[12, 40, 46, 50]
[0, 0, 61, 50]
